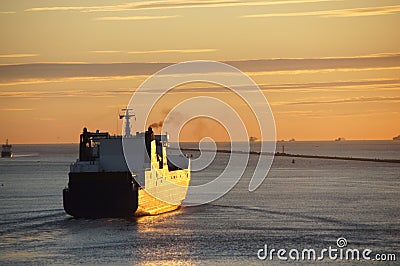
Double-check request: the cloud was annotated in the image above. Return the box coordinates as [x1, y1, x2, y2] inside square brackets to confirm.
[128, 49, 217, 54]
[315, 52, 400, 59]
[0, 108, 34, 111]
[25, 0, 342, 13]
[90, 51, 123, 54]
[0, 89, 134, 99]
[2, 78, 399, 100]
[34, 117, 55, 121]
[242, 5, 400, 18]
[1, 53, 399, 86]
[261, 79, 400, 92]
[326, 5, 400, 17]
[3, 66, 399, 87]
[94, 15, 180, 21]
[0, 75, 144, 87]
[0, 54, 39, 58]
[0, 11, 16, 14]
[283, 96, 400, 106]
[136, 78, 400, 94]
[247, 66, 400, 77]
[275, 109, 400, 119]
[0, 62, 169, 84]
[91, 49, 217, 55]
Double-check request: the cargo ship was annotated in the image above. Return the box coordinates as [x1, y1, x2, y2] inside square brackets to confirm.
[1, 139, 12, 158]
[63, 110, 190, 218]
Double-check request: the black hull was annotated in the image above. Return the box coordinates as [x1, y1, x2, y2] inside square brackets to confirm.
[63, 172, 138, 218]
[1, 151, 12, 158]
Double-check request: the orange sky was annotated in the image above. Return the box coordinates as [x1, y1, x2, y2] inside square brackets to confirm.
[0, 0, 399, 143]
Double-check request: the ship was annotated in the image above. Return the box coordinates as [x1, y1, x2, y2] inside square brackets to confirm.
[393, 135, 400, 141]
[1, 139, 12, 158]
[249, 136, 258, 142]
[63, 109, 191, 218]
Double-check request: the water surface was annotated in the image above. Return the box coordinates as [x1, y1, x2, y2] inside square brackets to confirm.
[0, 142, 399, 265]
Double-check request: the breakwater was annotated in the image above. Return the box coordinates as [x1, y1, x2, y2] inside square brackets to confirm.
[178, 148, 400, 164]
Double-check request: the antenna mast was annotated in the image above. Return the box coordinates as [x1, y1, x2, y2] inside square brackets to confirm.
[119, 108, 135, 137]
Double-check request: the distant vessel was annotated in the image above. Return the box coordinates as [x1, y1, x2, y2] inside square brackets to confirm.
[63, 109, 191, 218]
[249, 136, 258, 142]
[289, 138, 296, 142]
[393, 135, 400, 141]
[335, 137, 346, 141]
[1, 139, 12, 158]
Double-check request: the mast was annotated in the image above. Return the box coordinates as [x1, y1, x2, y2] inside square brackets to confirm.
[119, 108, 135, 137]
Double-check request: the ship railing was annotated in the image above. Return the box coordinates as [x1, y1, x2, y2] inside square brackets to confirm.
[70, 160, 101, 173]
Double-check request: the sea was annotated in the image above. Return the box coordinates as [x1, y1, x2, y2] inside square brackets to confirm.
[0, 141, 399, 265]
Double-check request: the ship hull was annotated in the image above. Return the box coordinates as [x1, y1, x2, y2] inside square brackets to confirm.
[63, 172, 138, 218]
[1, 151, 12, 158]
[63, 170, 190, 218]
[137, 173, 190, 215]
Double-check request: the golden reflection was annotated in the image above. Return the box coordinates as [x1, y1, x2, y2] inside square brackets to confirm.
[134, 208, 197, 265]
[135, 207, 185, 233]
[136, 260, 197, 266]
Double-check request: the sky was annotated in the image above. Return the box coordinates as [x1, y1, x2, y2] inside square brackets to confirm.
[0, 0, 399, 143]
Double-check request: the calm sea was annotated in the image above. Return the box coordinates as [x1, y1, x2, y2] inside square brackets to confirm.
[0, 141, 399, 265]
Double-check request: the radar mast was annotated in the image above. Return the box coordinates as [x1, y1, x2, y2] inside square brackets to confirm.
[119, 108, 135, 137]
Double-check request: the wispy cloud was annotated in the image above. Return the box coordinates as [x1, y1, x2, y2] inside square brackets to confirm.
[94, 15, 180, 21]
[34, 117, 56, 121]
[91, 49, 217, 55]
[2, 78, 399, 99]
[242, 5, 400, 18]
[0, 54, 39, 58]
[0, 75, 144, 87]
[320, 52, 400, 59]
[275, 109, 399, 119]
[247, 66, 400, 77]
[90, 51, 123, 54]
[262, 79, 400, 92]
[1, 53, 399, 86]
[0, 11, 16, 14]
[128, 49, 217, 54]
[0, 89, 134, 99]
[283, 96, 400, 106]
[25, 0, 342, 13]
[137, 78, 400, 94]
[0, 108, 34, 111]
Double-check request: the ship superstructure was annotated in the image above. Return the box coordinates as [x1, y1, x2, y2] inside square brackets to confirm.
[1, 139, 12, 158]
[63, 112, 190, 218]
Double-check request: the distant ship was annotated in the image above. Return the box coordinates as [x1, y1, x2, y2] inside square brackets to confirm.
[393, 135, 400, 141]
[1, 139, 12, 158]
[335, 137, 346, 141]
[63, 109, 191, 218]
[249, 136, 258, 142]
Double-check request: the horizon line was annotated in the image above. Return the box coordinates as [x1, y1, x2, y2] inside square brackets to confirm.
[7, 139, 399, 145]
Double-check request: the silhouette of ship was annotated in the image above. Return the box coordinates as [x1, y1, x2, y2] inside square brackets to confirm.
[249, 136, 258, 142]
[63, 109, 190, 218]
[335, 137, 346, 141]
[1, 139, 12, 158]
[393, 135, 400, 141]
